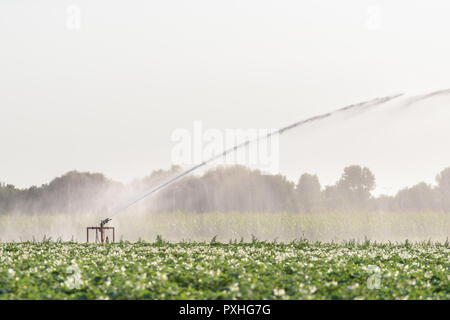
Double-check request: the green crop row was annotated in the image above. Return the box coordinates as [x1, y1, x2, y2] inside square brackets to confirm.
[0, 240, 448, 299]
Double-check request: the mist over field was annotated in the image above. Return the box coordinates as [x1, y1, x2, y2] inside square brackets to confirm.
[1, 1, 450, 244]
[0, 90, 449, 242]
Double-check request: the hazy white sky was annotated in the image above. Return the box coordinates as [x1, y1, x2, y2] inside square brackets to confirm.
[1, 0, 450, 194]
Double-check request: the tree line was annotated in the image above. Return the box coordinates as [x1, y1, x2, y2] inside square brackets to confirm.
[0, 165, 449, 214]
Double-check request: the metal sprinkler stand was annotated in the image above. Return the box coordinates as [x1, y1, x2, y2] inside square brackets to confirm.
[86, 218, 115, 243]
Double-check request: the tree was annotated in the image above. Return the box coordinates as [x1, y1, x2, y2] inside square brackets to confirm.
[393, 182, 437, 212]
[338, 165, 375, 194]
[296, 173, 322, 213]
[0, 183, 21, 214]
[156, 165, 299, 213]
[334, 165, 376, 210]
[323, 185, 344, 211]
[436, 167, 450, 212]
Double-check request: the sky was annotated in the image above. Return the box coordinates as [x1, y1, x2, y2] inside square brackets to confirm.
[1, 0, 450, 195]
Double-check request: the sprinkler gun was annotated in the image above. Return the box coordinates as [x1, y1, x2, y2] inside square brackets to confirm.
[100, 218, 111, 227]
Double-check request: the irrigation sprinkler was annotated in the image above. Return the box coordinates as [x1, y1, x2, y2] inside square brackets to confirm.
[87, 94, 402, 240]
[86, 218, 115, 243]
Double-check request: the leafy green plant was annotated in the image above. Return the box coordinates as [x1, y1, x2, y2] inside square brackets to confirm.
[0, 240, 448, 300]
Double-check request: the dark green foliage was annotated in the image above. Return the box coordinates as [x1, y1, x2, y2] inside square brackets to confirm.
[0, 241, 448, 299]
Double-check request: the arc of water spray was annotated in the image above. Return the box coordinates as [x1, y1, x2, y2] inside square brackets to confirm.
[106, 93, 403, 221]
